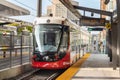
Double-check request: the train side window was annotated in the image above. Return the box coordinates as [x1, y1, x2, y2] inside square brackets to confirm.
[71, 39, 76, 51]
[72, 46, 75, 51]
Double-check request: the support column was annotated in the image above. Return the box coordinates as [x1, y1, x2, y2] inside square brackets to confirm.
[106, 30, 109, 55]
[111, 23, 118, 70]
[106, 29, 112, 62]
[37, 0, 42, 17]
[116, 0, 120, 71]
[109, 30, 112, 62]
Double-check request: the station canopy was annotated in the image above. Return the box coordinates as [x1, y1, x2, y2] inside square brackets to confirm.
[59, 0, 113, 30]
[59, 0, 81, 18]
[0, 0, 30, 16]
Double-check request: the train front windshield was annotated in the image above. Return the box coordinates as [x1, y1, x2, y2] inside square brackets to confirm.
[34, 24, 62, 55]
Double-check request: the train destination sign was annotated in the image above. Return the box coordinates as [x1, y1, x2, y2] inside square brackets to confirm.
[80, 17, 105, 26]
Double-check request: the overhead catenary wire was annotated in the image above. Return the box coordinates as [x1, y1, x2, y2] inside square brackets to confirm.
[14, 0, 37, 11]
[14, 0, 38, 17]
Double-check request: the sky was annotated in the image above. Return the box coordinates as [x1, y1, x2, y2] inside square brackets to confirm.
[6, 0, 100, 23]
[6, 0, 51, 22]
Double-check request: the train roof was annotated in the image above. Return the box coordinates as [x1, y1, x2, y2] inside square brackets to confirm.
[34, 17, 80, 31]
[34, 17, 65, 25]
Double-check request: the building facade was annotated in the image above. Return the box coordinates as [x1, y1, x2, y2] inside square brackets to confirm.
[47, 0, 79, 21]
[99, 0, 117, 53]
[100, 0, 107, 18]
[107, 0, 116, 11]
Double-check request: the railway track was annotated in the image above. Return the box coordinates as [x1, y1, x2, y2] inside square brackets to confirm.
[22, 69, 65, 80]
[8, 69, 65, 80]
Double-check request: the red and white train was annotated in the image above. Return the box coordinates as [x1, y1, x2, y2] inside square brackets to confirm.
[32, 17, 90, 69]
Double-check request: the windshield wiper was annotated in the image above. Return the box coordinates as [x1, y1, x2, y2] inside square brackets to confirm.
[57, 26, 64, 52]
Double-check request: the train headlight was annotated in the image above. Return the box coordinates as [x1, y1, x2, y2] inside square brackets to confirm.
[33, 54, 37, 59]
[43, 56, 49, 61]
[33, 54, 40, 61]
[55, 54, 59, 59]
[47, 19, 50, 23]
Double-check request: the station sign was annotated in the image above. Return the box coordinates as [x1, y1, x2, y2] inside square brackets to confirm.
[80, 17, 106, 26]
[88, 28, 103, 31]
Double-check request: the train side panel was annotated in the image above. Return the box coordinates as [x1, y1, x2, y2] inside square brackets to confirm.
[70, 32, 81, 65]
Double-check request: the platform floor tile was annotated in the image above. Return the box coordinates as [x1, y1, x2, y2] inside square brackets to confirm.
[72, 54, 120, 80]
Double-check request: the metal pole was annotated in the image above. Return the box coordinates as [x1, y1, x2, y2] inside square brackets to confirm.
[106, 29, 112, 61]
[84, 10, 85, 16]
[10, 33, 12, 67]
[105, 30, 109, 57]
[10, 31, 14, 67]
[106, 30, 109, 55]
[37, 0, 42, 17]
[20, 35, 23, 65]
[109, 30, 112, 62]
[29, 36, 31, 63]
[111, 23, 117, 70]
[116, 0, 120, 73]
[79, 31, 81, 58]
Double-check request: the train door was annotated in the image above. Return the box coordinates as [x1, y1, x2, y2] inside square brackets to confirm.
[70, 32, 77, 64]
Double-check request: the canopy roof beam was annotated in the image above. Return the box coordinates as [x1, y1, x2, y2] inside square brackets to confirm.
[73, 5, 112, 17]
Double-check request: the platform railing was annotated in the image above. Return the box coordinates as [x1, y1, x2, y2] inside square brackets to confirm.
[0, 34, 33, 70]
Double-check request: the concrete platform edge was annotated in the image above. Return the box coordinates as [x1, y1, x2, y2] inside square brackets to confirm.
[0, 63, 33, 80]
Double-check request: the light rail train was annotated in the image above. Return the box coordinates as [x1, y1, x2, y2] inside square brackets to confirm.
[32, 17, 90, 69]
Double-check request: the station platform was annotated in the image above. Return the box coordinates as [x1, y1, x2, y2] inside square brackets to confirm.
[56, 53, 120, 80]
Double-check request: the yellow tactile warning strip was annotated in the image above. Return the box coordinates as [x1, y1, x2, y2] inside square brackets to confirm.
[56, 53, 90, 80]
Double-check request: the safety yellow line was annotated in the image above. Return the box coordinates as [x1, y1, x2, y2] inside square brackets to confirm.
[56, 53, 90, 80]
